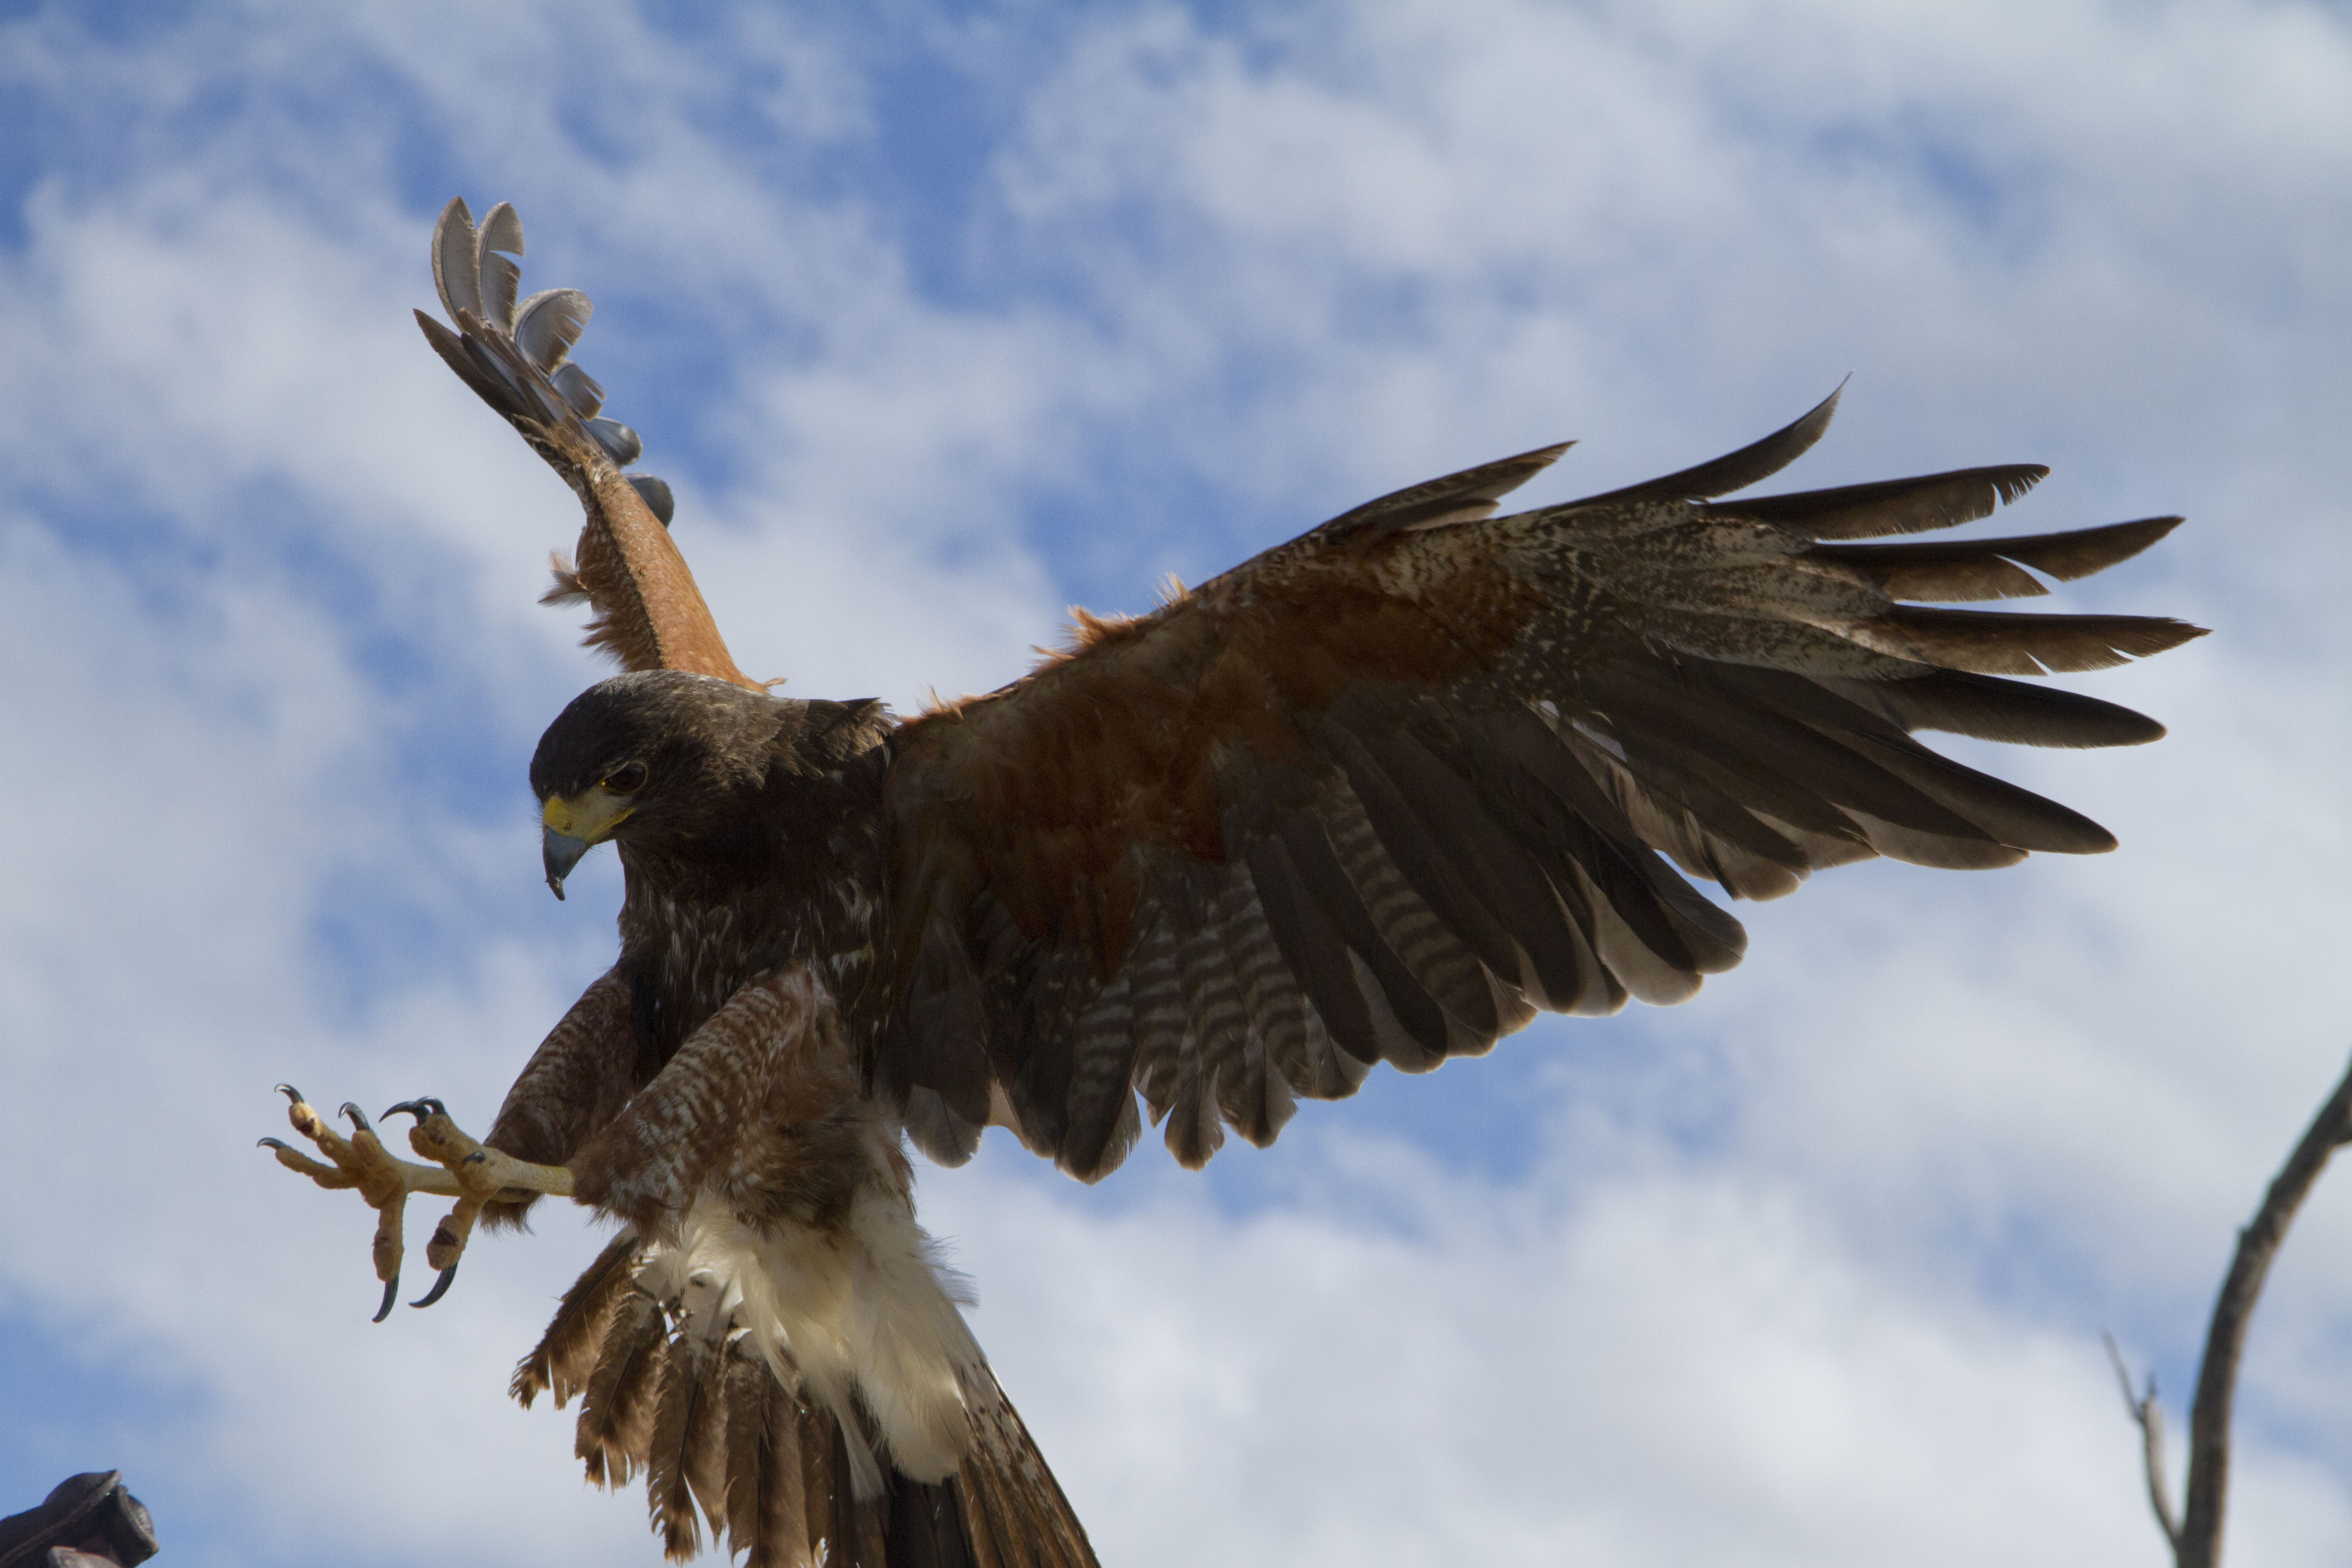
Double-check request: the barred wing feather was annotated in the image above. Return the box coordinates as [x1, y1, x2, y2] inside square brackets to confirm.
[879, 392, 2204, 1179]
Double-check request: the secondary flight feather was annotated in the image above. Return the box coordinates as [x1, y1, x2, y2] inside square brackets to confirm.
[263, 197, 2205, 1568]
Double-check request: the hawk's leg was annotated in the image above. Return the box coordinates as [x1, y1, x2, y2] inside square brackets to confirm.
[260, 1086, 571, 1320]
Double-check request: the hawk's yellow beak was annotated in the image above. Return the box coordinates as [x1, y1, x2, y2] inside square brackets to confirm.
[540, 791, 635, 901]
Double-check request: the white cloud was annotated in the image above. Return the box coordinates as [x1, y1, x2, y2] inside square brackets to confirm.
[0, 1, 2347, 1565]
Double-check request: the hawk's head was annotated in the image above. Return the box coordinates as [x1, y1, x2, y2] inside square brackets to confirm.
[528, 671, 786, 898]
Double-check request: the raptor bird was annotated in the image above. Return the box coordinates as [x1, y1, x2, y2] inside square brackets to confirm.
[264, 197, 2205, 1567]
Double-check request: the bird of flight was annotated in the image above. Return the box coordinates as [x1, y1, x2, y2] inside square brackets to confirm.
[262, 197, 2204, 1567]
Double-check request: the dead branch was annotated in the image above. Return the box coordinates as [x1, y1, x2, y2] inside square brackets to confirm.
[2110, 1047, 2352, 1568]
[2106, 1330, 2181, 1550]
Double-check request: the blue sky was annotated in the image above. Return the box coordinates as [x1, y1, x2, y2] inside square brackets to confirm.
[1, 3, 2348, 1565]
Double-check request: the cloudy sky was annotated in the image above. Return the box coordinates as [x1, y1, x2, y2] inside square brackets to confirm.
[1, 2, 2347, 1564]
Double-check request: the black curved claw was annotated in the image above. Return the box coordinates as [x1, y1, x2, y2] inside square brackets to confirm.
[372, 1275, 400, 1324]
[338, 1102, 373, 1134]
[258, 1137, 291, 1152]
[411, 1261, 461, 1309]
[275, 1084, 305, 1106]
[383, 1097, 447, 1124]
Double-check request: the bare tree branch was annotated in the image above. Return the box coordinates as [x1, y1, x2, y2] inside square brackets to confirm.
[2111, 1047, 2352, 1568]
[2106, 1331, 2181, 1549]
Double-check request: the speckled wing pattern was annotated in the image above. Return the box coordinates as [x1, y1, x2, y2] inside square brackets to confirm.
[878, 389, 2205, 1180]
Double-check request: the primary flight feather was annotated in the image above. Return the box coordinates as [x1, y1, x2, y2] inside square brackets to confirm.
[264, 197, 2204, 1568]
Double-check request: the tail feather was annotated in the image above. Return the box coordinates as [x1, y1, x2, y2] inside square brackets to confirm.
[527, 1247, 1101, 1567]
[724, 1348, 807, 1567]
[956, 1380, 1097, 1568]
[574, 1290, 666, 1487]
[648, 1267, 741, 1563]
[647, 1323, 715, 1560]
[807, 1402, 864, 1566]
[510, 1228, 639, 1409]
[887, 1478, 976, 1568]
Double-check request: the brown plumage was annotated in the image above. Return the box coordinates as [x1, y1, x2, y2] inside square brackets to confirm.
[574, 1288, 666, 1489]
[405, 197, 2202, 1564]
[510, 1225, 638, 1410]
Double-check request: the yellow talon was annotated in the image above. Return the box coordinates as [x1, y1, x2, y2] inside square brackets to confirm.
[261, 1087, 567, 1319]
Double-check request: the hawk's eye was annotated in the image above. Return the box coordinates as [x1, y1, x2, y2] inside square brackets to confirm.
[601, 761, 648, 794]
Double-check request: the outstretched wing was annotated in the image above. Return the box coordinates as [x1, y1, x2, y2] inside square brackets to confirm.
[415, 198, 762, 691]
[878, 390, 2205, 1179]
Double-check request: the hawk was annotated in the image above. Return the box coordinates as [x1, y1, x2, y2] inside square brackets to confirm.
[264, 198, 2205, 1567]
